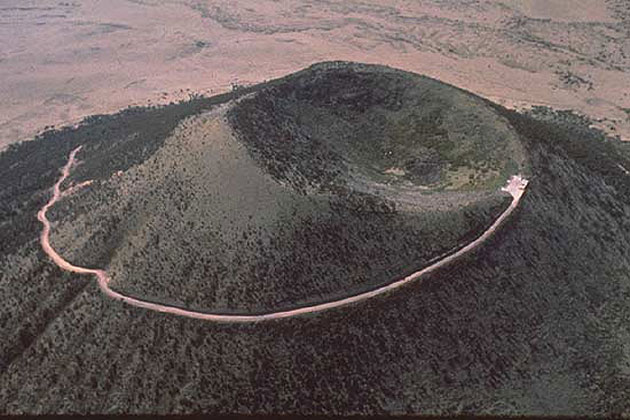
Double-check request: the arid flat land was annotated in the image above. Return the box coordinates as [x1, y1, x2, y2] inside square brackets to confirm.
[1, 0, 628, 150]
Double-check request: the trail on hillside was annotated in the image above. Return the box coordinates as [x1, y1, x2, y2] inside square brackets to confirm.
[38, 146, 528, 322]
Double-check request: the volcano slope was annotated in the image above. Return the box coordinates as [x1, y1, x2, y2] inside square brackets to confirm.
[24, 62, 524, 315]
[1, 62, 630, 415]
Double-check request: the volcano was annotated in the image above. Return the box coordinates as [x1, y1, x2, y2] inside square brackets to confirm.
[1, 62, 630, 416]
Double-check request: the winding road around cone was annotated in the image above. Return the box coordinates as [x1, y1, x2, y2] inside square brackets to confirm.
[38, 146, 528, 323]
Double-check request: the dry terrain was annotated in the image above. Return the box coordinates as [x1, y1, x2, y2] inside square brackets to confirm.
[1, 0, 629, 150]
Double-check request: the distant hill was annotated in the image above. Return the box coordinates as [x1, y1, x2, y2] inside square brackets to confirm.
[1, 62, 629, 416]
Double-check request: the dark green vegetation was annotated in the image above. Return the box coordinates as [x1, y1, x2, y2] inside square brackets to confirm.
[1, 62, 630, 416]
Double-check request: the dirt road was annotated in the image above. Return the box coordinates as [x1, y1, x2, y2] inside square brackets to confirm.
[38, 146, 528, 322]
